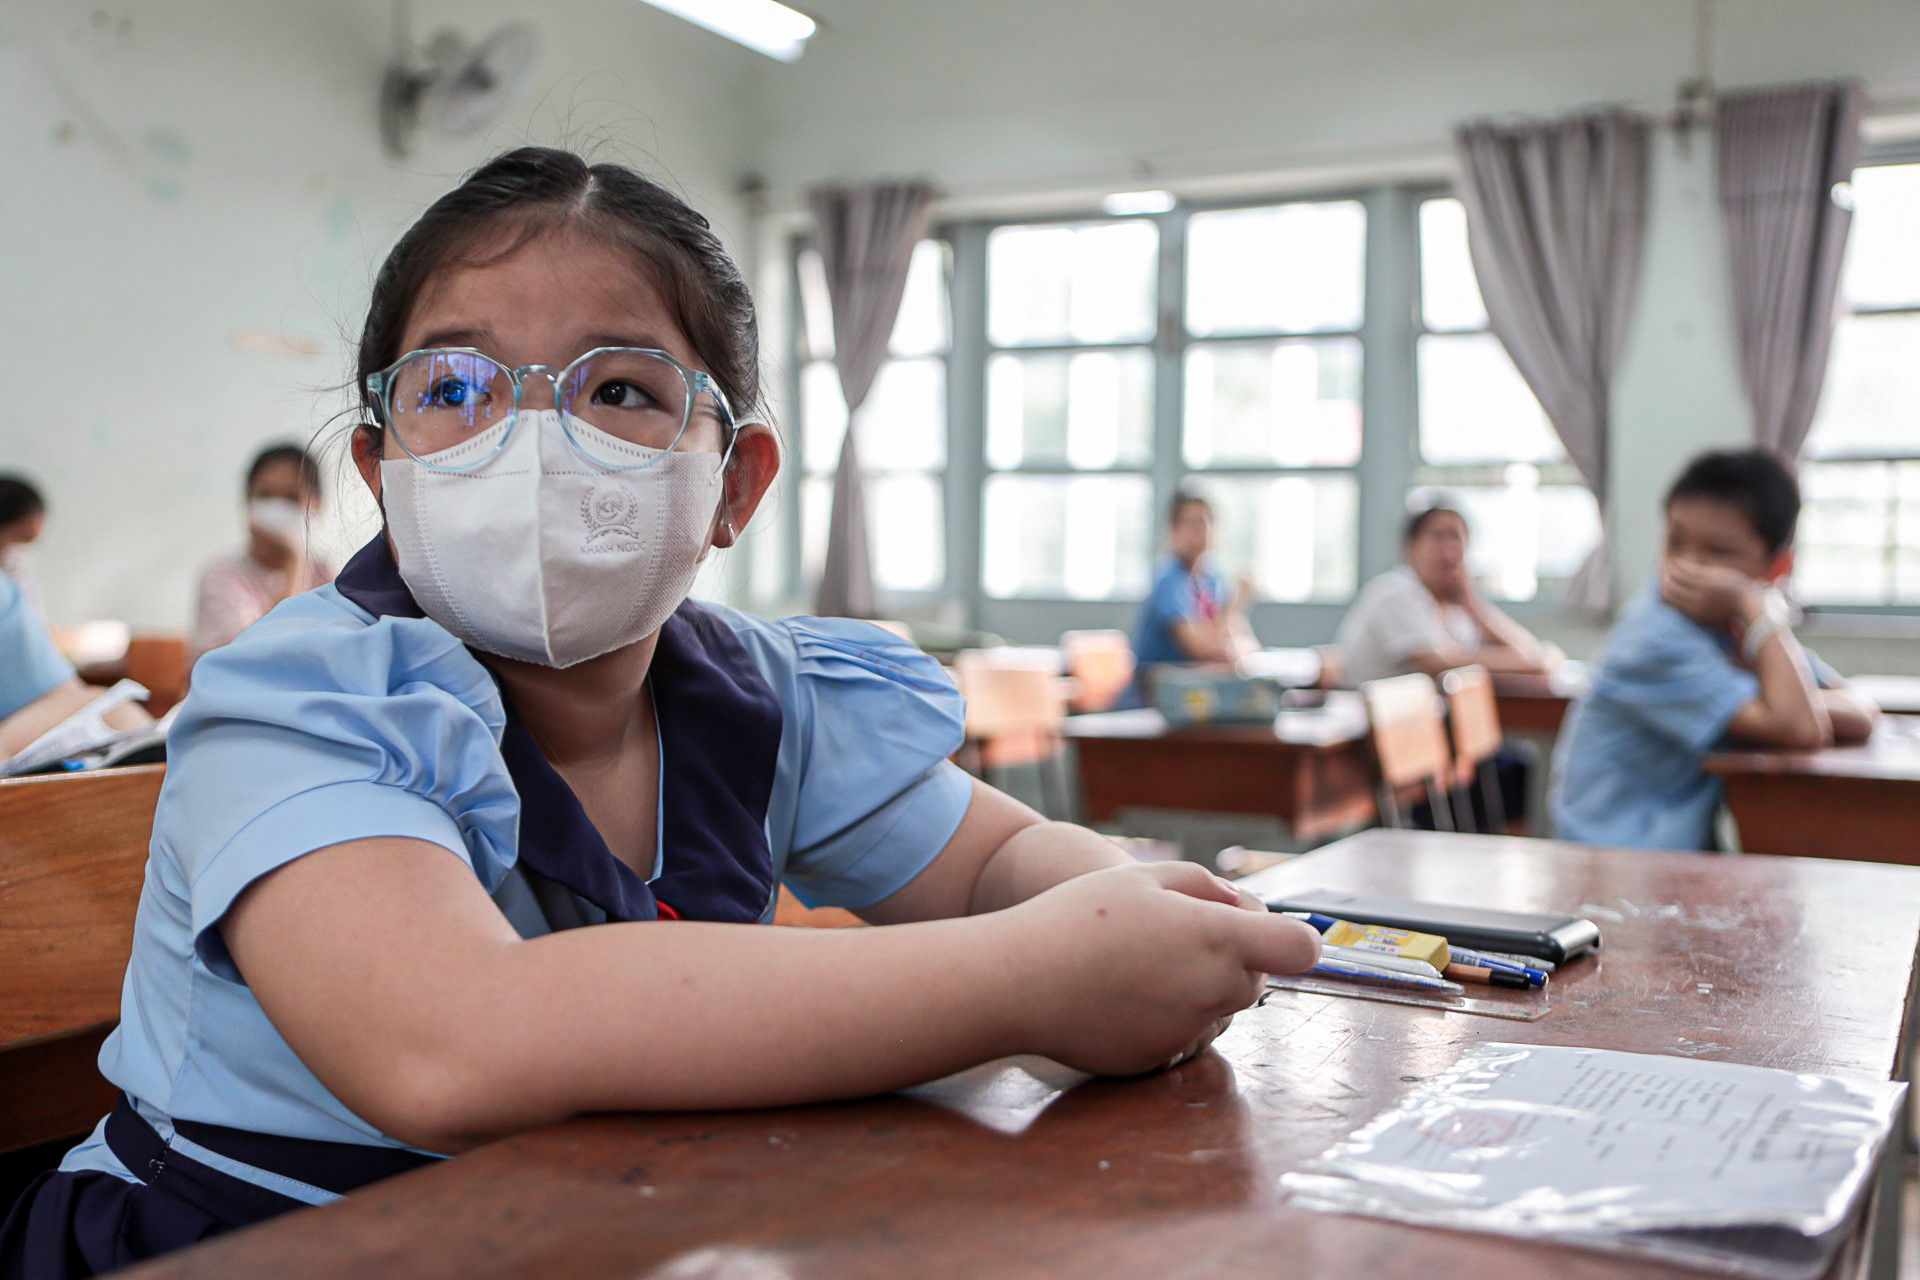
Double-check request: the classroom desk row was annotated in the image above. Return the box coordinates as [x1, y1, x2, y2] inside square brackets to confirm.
[111, 827, 1917, 1280]
[1065, 663, 1920, 865]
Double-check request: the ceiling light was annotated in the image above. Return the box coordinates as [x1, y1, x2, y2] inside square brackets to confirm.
[636, 0, 817, 63]
[1101, 189, 1175, 216]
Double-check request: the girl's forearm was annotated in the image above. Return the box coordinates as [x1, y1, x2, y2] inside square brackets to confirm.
[965, 821, 1137, 916]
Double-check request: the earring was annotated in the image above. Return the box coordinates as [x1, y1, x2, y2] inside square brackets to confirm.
[722, 517, 737, 542]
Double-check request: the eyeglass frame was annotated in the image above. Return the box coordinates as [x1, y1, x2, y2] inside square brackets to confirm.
[364, 345, 741, 475]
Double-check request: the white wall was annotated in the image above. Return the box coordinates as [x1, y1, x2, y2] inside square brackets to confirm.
[0, 0, 764, 628]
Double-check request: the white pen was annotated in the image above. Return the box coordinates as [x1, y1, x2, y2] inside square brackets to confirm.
[1307, 956, 1465, 994]
[1320, 943, 1445, 981]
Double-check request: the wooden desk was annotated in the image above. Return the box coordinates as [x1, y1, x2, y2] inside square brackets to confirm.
[1708, 718, 1920, 862]
[1488, 662, 1588, 735]
[1062, 696, 1375, 843]
[1853, 674, 1920, 717]
[121, 829, 1916, 1280]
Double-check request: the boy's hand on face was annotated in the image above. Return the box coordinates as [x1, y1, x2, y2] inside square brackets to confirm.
[1661, 558, 1767, 629]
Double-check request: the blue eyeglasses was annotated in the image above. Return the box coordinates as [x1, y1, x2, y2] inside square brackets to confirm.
[365, 346, 739, 474]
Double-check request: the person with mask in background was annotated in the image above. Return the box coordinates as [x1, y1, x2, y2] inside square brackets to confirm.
[0, 475, 48, 614]
[1, 148, 1318, 1278]
[187, 443, 334, 666]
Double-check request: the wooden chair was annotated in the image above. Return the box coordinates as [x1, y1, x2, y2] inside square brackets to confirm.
[1059, 630, 1135, 713]
[1359, 673, 1455, 831]
[950, 655, 1072, 818]
[1441, 665, 1507, 833]
[0, 765, 163, 1154]
[124, 633, 189, 716]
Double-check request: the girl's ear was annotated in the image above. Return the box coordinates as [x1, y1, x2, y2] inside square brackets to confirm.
[712, 422, 782, 549]
[350, 425, 384, 503]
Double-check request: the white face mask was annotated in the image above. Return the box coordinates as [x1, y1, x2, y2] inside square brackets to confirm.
[248, 497, 306, 538]
[381, 410, 726, 668]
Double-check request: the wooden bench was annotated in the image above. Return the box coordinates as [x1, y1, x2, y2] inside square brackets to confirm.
[0, 765, 162, 1152]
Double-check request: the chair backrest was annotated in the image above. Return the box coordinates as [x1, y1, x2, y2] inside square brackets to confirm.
[953, 662, 1068, 740]
[1440, 665, 1503, 782]
[125, 632, 189, 715]
[1059, 630, 1135, 713]
[0, 766, 161, 1047]
[0, 765, 161, 1152]
[1360, 673, 1451, 791]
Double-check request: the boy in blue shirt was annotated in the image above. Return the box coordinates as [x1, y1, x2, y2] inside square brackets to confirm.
[1126, 491, 1255, 706]
[1552, 450, 1878, 850]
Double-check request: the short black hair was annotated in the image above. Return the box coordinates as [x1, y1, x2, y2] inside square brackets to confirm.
[1403, 500, 1466, 545]
[246, 443, 323, 498]
[1664, 449, 1799, 555]
[1168, 489, 1211, 527]
[0, 475, 45, 528]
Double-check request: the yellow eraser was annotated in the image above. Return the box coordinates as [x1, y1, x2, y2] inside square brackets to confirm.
[1321, 920, 1450, 969]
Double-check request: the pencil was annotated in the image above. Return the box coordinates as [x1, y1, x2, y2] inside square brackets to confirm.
[1442, 963, 1532, 990]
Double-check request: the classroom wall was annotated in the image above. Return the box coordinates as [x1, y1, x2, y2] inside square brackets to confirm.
[0, 1, 764, 629]
[739, 0, 1920, 670]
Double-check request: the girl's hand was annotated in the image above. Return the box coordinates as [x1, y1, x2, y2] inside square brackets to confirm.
[1004, 862, 1319, 1077]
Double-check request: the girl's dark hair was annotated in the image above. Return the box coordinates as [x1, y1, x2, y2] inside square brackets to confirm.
[248, 443, 323, 497]
[1168, 489, 1211, 527]
[0, 475, 45, 527]
[356, 147, 760, 425]
[1403, 501, 1466, 544]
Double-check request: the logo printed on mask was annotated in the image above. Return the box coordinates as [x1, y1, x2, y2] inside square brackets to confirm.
[581, 485, 645, 553]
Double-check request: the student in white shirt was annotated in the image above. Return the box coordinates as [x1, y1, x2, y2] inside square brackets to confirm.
[187, 444, 336, 666]
[1334, 503, 1559, 687]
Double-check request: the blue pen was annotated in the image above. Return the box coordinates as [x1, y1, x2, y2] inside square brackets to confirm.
[1306, 957, 1464, 994]
[1280, 910, 1339, 933]
[1446, 946, 1549, 987]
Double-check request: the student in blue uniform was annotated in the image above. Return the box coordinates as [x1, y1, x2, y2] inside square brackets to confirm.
[1126, 491, 1255, 704]
[0, 148, 1319, 1277]
[1552, 450, 1879, 850]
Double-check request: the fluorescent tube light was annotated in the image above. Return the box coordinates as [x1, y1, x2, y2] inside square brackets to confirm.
[637, 0, 817, 62]
[1101, 189, 1175, 216]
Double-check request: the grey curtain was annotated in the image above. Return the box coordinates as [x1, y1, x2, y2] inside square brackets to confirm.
[807, 180, 936, 618]
[1716, 82, 1865, 458]
[1454, 110, 1650, 613]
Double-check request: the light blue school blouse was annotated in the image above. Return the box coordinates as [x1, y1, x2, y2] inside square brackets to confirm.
[60, 584, 972, 1200]
[1550, 577, 1834, 852]
[0, 569, 74, 720]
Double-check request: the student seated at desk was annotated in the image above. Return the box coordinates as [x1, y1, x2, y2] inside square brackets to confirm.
[0, 569, 150, 760]
[1125, 491, 1256, 703]
[187, 443, 336, 667]
[1552, 450, 1878, 851]
[1334, 502, 1559, 686]
[0, 148, 1320, 1279]
[0, 475, 47, 614]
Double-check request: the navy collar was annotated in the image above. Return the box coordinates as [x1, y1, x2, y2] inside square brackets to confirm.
[335, 536, 781, 924]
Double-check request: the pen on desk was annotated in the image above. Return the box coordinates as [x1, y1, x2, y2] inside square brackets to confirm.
[1445, 947, 1549, 987]
[1280, 910, 1338, 933]
[1443, 963, 1532, 990]
[1471, 949, 1556, 973]
[1319, 943, 1445, 981]
[1308, 957, 1464, 994]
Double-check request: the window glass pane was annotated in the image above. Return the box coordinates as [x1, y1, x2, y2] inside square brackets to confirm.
[1186, 201, 1365, 336]
[1797, 461, 1893, 605]
[982, 475, 1152, 599]
[1804, 313, 1920, 459]
[797, 249, 835, 361]
[1418, 333, 1564, 465]
[1418, 198, 1490, 331]
[800, 475, 832, 588]
[1183, 338, 1361, 467]
[987, 221, 1157, 347]
[1188, 474, 1358, 604]
[801, 358, 945, 474]
[987, 350, 1153, 470]
[869, 474, 944, 592]
[889, 240, 950, 358]
[1841, 162, 1920, 311]
[1412, 472, 1600, 601]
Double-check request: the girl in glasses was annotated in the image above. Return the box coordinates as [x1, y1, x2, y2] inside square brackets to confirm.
[3, 147, 1318, 1277]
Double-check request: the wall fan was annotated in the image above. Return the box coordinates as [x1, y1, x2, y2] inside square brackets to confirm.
[379, 3, 542, 158]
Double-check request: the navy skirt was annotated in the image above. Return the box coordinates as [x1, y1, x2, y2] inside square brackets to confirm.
[1, 1098, 435, 1278]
